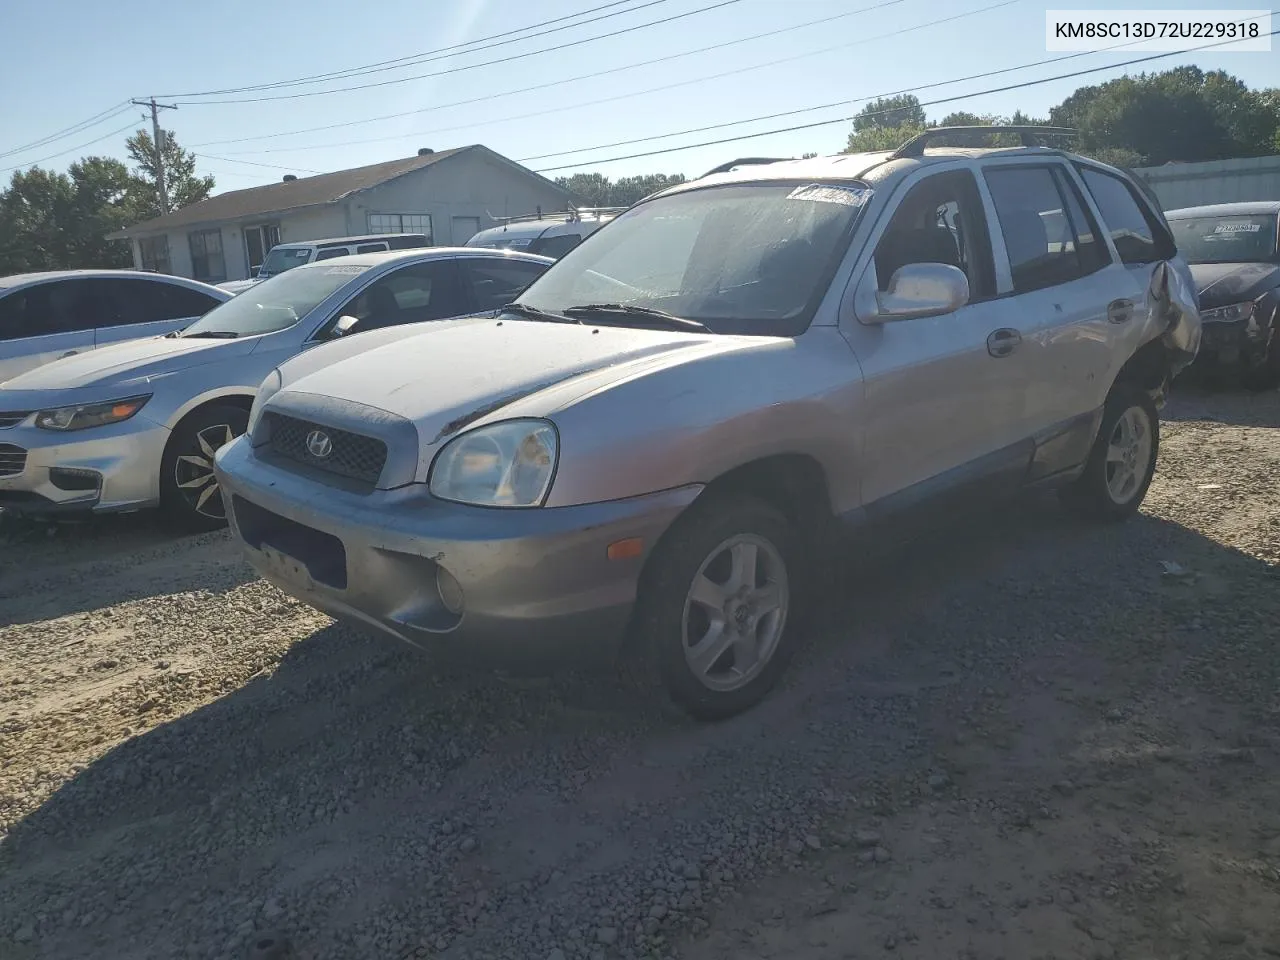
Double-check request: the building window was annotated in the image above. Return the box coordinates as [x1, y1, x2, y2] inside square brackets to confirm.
[368, 213, 433, 240]
[244, 224, 281, 276]
[139, 236, 171, 274]
[188, 229, 226, 283]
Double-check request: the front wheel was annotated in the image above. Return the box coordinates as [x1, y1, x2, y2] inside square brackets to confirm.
[1059, 386, 1159, 522]
[160, 404, 249, 532]
[629, 492, 805, 721]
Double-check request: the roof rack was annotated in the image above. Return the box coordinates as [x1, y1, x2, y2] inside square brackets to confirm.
[490, 205, 628, 226]
[891, 126, 1078, 159]
[700, 157, 793, 178]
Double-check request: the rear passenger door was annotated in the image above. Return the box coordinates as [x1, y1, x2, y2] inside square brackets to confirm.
[0, 280, 100, 381]
[95, 279, 224, 347]
[980, 161, 1126, 457]
[462, 258, 551, 311]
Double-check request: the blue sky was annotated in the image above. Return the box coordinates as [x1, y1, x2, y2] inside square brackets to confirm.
[1, 0, 1275, 191]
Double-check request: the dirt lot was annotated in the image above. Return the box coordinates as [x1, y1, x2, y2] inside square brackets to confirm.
[2, 387, 1279, 960]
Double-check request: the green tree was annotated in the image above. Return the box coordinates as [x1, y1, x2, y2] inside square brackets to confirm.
[854, 95, 926, 132]
[554, 172, 611, 207]
[553, 171, 686, 207]
[126, 128, 215, 217]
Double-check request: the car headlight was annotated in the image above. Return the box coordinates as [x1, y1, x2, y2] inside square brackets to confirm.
[248, 368, 283, 438]
[34, 394, 151, 431]
[428, 419, 558, 507]
[1201, 301, 1255, 324]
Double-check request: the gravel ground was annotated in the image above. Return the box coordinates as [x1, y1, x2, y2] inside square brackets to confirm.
[1, 386, 1278, 960]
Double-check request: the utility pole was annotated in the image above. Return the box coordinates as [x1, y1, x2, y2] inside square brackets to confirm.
[131, 97, 177, 214]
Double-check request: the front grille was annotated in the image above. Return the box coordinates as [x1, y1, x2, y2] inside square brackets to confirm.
[0, 443, 28, 477]
[263, 413, 388, 488]
[0, 411, 31, 429]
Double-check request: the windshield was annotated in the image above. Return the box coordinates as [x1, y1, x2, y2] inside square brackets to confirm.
[1169, 214, 1279, 264]
[516, 181, 870, 335]
[259, 246, 313, 277]
[181, 263, 370, 338]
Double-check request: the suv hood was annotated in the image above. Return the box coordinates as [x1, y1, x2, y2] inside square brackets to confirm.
[1, 334, 255, 392]
[1188, 262, 1280, 309]
[274, 316, 756, 444]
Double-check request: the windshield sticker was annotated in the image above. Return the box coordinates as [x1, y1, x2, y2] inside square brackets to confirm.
[324, 265, 369, 274]
[1213, 222, 1262, 234]
[787, 183, 872, 207]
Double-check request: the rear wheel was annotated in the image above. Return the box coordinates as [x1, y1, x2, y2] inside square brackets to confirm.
[628, 493, 805, 720]
[160, 404, 249, 532]
[1059, 386, 1159, 522]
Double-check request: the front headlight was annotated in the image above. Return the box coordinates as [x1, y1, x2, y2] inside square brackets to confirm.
[248, 368, 283, 438]
[1201, 301, 1255, 324]
[34, 394, 151, 431]
[428, 419, 558, 507]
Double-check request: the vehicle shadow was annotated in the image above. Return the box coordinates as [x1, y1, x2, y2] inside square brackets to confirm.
[1164, 377, 1280, 425]
[0, 512, 256, 626]
[2, 496, 1276, 958]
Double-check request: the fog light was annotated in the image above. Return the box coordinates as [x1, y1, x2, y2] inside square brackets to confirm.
[436, 565, 465, 615]
[49, 467, 101, 492]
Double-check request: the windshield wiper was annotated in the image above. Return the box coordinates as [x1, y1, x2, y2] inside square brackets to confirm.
[561, 303, 711, 333]
[182, 331, 240, 339]
[501, 302, 582, 325]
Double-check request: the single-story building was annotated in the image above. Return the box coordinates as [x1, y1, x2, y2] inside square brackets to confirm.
[108, 144, 575, 283]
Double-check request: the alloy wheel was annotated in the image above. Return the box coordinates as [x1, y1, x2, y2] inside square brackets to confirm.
[1105, 405, 1153, 506]
[174, 423, 239, 519]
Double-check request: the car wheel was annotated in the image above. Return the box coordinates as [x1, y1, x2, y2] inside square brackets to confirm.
[1059, 385, 1159, 522]
[160, 404, 249, 533]
[630, 492, 805, 721]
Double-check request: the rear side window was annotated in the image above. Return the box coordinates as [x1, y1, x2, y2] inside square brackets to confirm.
[984, 166, 1096, 294]
[531, 234, 582, 259]
[356, 243, 387, 254]
[1077, 166, 1173, 265]
[315, 248, 349, 261]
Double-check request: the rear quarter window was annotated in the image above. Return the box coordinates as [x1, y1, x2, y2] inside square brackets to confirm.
[1077, 166, 1175, 265]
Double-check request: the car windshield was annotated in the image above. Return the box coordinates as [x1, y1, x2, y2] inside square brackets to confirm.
[259, 247, 313, 277]
[1169, 214, 1279, 264]
[181, 263, 370, 338]
[516, 181, 871, 335]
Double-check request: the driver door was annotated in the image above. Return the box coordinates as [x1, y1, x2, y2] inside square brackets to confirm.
[842, 168, 1029, 523]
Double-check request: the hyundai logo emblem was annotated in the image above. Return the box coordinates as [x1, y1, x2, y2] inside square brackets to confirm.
[305, 430, 334, 459]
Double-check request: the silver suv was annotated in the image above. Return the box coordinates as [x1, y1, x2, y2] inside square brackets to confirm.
[214, 128, 1201, 720]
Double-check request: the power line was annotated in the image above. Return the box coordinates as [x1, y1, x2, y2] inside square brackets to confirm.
[514, 7, 1274, 163]
[193, 153, 327, 176]
[188, 0, 909, 150]
[176, 0, 747, 105]
[0, 120, 141, 175]
[162, 0, 668, 99]
[0, 102, 134, 161]
[213, 0, 1014, 160]
[532, 28, 1280, 173]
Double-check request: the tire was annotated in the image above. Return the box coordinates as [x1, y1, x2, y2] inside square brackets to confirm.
[628, 492, 806, 721]
[1058, 385, 1159, 522]
[160, 404, 249, 533]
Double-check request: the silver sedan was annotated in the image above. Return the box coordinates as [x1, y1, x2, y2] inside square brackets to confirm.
[0, 247, 552, 530]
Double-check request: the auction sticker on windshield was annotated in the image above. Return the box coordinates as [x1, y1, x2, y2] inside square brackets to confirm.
[1215, 222, 1262, 233]
[787, 183, 872, 207]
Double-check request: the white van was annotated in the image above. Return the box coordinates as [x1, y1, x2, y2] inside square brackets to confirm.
[220, 233, 430, 293]
[465, 208, 624, 259]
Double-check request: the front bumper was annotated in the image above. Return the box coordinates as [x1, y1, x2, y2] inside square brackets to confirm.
[213, 437, 702, 669]
[0, 414, 169, 516]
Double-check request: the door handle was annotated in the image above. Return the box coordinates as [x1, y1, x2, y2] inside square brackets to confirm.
[1107, 298, 1135, 324]
[59, 350, 79, 358]
[986, 328, 1022, 358]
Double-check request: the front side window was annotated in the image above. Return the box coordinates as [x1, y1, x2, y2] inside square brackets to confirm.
[1169, 214, 1280, 264]
[873, 169, 995, 300]
[322, 261, 466, 336]
[1077, 166, 1171, 265]
[188, 229, 226, 283]
[368, 213, 433, 240]
[518, 181, 870, 335]
[260, 247, 312, 277]
[180, 263, 371, 339]
[139, 236, 171, 274]
[465, 259, 550, 310]
[985, 166, 1094, 294]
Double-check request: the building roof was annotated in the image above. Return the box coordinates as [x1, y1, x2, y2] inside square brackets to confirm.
[1165, 201, 1280, 218]
[110, 145, 570, 239]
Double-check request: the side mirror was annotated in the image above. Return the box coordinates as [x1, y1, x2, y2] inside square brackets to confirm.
[331, 315, 360, 338]
[868, 263, 970, 323]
